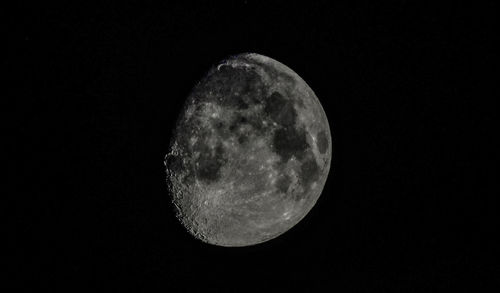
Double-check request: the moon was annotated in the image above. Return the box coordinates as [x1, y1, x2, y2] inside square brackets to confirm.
[165, 53, 332, 247]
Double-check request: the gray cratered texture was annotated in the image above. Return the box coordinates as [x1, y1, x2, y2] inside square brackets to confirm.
[165, 53, 332, 247]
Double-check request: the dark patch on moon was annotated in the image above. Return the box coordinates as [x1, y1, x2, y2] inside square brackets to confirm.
[264, 90, 311, 163]
[246, 113, 266, 133]
[228, 115, 253, 145]
[229, 115, 248, 132]
[264, 91, 297, 128]
[211, 119, 233, 140]
[299, 156, 320, 189]
[316, 130, 328, 154]
[272, 126, 309, 162]
[237, 133, 248, 144]
[276, 174, 292, 193]
[214, 120, 225, 130]
[194, 142, 227, 183]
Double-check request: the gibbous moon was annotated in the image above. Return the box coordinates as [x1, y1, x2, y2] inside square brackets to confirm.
[165, 53, 332, 247]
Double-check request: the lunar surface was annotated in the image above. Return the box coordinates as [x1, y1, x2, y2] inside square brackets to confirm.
[165, 53, 332, 247]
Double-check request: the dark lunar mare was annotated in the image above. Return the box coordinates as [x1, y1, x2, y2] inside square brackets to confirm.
[263, 91, 310, 163]
[261, 89, 322, 201]
[316, 130, 329, 154]
[264, 91, 296, 127]
[194, 142, 227, 183]
[299, 153, 320, 188]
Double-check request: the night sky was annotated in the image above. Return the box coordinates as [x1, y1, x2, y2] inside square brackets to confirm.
[9, 1, 496, 291]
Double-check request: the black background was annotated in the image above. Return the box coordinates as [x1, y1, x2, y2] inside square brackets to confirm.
[10, 1, 497, 291]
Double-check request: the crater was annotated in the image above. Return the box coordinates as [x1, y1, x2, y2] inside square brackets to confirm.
[165, 153, 183, 174]
[229, 115, 248, 132]
[237, 133, 248, 144]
